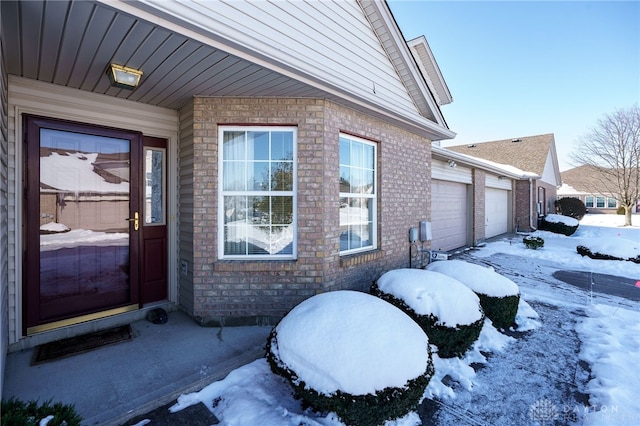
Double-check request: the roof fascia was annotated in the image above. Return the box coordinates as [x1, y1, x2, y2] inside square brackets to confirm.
[407, 36, 452, 106]
[432, 145, 540, 180]
[359, 0, 451, 131]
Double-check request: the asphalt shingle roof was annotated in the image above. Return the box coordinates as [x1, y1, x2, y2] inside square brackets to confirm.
[447, 133, 555, 176]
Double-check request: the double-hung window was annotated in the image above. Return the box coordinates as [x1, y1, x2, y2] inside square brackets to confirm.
[339, 134, 377, 254]
[219, 127, 296, 259]
[607, 197, 617, 208]
[585, 196, 595, 208]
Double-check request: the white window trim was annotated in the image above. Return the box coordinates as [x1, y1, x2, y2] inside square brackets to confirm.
[585, 196, 595, 208]
[339, 133, 378, 255]
[218, 126, 298, 260]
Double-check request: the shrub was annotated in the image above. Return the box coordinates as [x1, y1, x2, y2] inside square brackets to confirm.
[555, 197, 587, 220]
[266, 291, 434, 426]
[523, 236, 544, 250]
[539, 214, 579, 236]
[1, 397, 82, 426]
[476, 294, 521, 329]
[426, 260, 520, 330]
[267, 333, 434, 426]
[577, 245, 640, 264]
[371, 282, 484, 358]
[616, 206, 625, 215]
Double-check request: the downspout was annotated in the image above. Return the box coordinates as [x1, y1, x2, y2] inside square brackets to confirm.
[529, 178, 537, 231]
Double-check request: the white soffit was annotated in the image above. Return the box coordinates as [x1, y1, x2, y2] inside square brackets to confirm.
[407, 36, 453, 106]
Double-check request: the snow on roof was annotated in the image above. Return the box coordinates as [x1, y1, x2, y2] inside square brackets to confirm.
[270, 290, 430, 396]
[376, 268, 483, 327]
[40, 152, 129, 193]
[426, 260, 520, 298]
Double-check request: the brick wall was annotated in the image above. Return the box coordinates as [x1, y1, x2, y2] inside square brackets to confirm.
[515, 179, 534, 231]
[190, 97, 431, 323]
[471, 169, 486, 244]
[537, 181, 558, 214]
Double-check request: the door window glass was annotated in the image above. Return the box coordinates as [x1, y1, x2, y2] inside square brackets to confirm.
[38, 128, 131, 321]
[144, 147, 166, 225]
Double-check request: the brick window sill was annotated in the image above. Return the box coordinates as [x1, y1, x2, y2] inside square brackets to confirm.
[340, 249, 384, 268]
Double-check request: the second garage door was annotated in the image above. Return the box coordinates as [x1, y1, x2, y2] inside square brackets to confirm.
[485, 188, 509, 238]
[431, 180, 469, 251]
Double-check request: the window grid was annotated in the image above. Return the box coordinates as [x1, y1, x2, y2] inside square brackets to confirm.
[219, 127, 296, 259]
[585, 196, 595, 208]
[339, 134, 377, 254]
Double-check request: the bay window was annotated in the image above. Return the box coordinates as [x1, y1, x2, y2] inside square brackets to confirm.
[219, 127, 296, 259]
[339, 134, 377, 254]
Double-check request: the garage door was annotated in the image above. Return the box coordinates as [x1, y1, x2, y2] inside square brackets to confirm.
[431, 180, 468, 251]
[485, 188, 509, 238]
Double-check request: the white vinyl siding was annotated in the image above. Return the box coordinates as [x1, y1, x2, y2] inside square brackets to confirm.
[431, 160, 472, 183]
[0, 12, 9, 392]
[117, 0, 428, 125]
[431, 180, 468, 251]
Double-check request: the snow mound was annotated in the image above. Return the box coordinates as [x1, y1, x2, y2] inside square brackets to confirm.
[40, 222, 70, 233]
[579, 237, 640, 260]
[268, 290, 430, 396]
[426, 260, 519, 297]
[544, 213, 579, 227]
[376, 268, 483, 327]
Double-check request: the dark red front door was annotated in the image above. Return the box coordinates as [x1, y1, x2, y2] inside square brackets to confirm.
[23, 115, 168, 334]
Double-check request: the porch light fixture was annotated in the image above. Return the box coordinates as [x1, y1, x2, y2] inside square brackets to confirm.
[106, 64, 143, 89]
[448, 160, 457, 168]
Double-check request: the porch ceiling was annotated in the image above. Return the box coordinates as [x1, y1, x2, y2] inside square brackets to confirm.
[1, 0, 329, 111]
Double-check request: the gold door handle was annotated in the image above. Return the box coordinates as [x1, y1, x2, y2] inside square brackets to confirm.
[126, 212, 139, 231]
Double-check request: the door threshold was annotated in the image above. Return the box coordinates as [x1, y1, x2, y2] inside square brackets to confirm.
[27, 304, 139, 335]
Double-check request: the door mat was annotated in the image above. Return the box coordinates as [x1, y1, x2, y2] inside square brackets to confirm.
[32, 325, 133, 365]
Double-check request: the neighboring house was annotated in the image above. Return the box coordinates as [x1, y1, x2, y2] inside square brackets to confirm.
[558, 165, 640, 213]
[430, 146, 539, 251]
[447, 134, 562, 231]
[0, 0, 456, 393]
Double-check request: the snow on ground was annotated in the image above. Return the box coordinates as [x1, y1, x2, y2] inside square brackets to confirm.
[40, 227, 128, 250]
[168, 214, 640, 426]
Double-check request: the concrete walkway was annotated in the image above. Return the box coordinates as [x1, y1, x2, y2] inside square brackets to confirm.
[3, 310, 272, 425]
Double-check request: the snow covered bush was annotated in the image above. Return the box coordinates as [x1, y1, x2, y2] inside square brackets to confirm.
[523, 235, 544, 250]
[372, 269, 485, 358]
[266, 290, 434, 426]
[577, 238, 640, 264]
[426, 260, 520, 329]
[539, 214, 579, 236]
